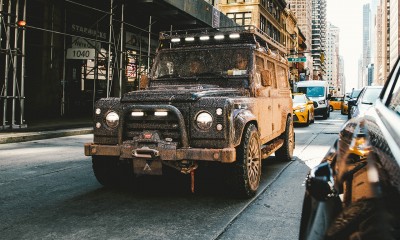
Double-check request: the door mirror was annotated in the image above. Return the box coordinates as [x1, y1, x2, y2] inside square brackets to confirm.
[261, 70, 271, 87]
[139, 74, 149, 90]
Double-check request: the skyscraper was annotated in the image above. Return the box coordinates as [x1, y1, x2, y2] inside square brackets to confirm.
[287, 0, 313, 79]
[361, 3, 371, 88]
[311, 0, 327, 80]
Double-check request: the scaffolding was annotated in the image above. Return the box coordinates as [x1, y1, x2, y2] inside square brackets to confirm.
[0, 0, 26, 129]
[0, 0, 155, 130]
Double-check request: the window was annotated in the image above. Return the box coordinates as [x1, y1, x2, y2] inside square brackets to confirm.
[389, 76, 400, 115]
[276, 65, 288, 88]
[267, 60, 277, 88]
[260, 15, 266, 32]
[227, 12, 252, 25]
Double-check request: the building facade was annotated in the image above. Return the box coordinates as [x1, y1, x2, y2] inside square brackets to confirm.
[287, 0, 313, 80]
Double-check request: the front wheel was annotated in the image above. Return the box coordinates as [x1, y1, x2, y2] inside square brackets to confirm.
[227, 124, 262, 198]
[92, 156, 134, 187]
[276, 116, 294, 161]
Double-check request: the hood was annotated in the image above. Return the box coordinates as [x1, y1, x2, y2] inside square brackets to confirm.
[293, 102, 306, 109]
[121, 84, 245, 103]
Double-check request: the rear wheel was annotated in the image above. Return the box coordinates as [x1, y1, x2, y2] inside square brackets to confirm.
[276, 116, 294, 161]
[228, 124, 261, 198]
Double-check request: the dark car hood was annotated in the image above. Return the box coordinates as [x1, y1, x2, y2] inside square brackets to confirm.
[121, 85, 245, 103]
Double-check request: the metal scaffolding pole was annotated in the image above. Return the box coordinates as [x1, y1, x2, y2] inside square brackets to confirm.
[2, 0, 12, 128]
[119, 3, 124, 97]
[11, 0, 19, 127]
[106, 0, 113, 98]
[20, 0, 26, 126]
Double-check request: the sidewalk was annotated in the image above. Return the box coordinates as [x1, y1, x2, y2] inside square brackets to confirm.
[0, 117, 93, 144]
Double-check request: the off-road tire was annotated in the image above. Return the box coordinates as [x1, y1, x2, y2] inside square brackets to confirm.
[228, 124, 261, 198]
[276, 116, 294, 161]
[92, 156, 134, 187]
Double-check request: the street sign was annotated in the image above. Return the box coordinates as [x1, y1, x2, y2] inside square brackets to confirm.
[66, 48, 95, 60]
[288, 57, 306, 62]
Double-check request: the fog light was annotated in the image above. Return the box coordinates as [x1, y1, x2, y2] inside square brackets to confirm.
[96, 122, 101, 128]
[216, 124, 223, 131]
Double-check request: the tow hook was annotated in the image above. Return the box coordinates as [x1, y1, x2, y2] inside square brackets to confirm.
[180, 160, 198, 193]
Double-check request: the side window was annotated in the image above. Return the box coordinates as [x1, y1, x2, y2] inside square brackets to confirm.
[388, 75, 400, 115]
[256, 56, 265, 73]
[267, 60, 277, 88]
[276, 65, 288, 88]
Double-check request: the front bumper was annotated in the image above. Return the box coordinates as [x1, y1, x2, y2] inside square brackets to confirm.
[84, 143, 236, 163]
[293, 112, 308, 123]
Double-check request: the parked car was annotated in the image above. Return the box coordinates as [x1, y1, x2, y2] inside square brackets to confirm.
[347, 88, 362, 119]
[349, 85, 383, 118]
[340, 93, 350, 115]
[292, 93, 315, 126]
[299, 58, 400, 240]
[329, 96, 343, 111]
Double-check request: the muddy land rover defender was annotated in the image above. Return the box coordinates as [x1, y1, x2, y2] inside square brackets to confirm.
[84, 26, 294, 197]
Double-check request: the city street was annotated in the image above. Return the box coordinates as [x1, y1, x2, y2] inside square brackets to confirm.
[0, 111, 347, 240]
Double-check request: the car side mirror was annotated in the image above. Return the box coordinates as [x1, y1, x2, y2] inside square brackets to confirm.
[305, 162, 336, 201]
[139, 74, 149, 90]
[261, 70, 271, 87]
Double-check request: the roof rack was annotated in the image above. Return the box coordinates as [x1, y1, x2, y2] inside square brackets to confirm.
[159, 25, 287, 54]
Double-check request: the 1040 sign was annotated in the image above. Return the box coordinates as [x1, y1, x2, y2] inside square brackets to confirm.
[66, 48, 95, 59]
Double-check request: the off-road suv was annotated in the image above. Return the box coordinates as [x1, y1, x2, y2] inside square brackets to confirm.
[84, 26, 294, 197]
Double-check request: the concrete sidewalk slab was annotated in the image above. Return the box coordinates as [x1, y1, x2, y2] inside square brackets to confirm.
[0, 128, 93, 144]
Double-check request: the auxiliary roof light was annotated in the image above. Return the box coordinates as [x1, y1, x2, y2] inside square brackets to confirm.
[185, 37, 195, 42]
[171, 38, 181, 43]
[214, 34, 225, 40]
[154, 111, 168, 116]
[229, 33, 240, 39]
[131, 111, 144, 117]
[199, 35, 210, 41]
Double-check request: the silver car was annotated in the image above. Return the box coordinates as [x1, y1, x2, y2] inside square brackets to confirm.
[349, 85, 383, 118]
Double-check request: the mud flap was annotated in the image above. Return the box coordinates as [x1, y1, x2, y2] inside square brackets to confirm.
[133, 159, 162, 175]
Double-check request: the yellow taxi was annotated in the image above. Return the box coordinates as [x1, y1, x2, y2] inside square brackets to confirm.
[341, 94, 350, 115]
[292, 93, 315, 126]
[329, 96, 343, 111]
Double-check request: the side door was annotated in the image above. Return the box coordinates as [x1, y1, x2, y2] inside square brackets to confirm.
[266, 59, 281, 135]
[275, 63, 291, 134]
[255, 54, 273, 142]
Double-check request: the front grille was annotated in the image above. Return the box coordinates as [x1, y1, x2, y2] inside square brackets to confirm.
[123, 107, 188, 147]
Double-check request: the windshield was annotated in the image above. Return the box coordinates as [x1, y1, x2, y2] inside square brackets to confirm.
[297, 86, 325, 97]
[151, 48, 252, 79]
[350, 89, 362, 98]
[360, 87, 382, 104]
[292, 94, 307, 103]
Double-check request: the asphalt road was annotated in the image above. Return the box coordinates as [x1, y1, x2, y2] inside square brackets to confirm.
[0, 111, 347, 240]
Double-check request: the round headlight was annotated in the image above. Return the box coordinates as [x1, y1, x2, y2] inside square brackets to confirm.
[105, 111, 119, 128]
[196, 112, 213, 130]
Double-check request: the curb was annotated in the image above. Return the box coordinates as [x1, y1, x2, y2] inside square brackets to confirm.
[0, 128, 93, 144]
